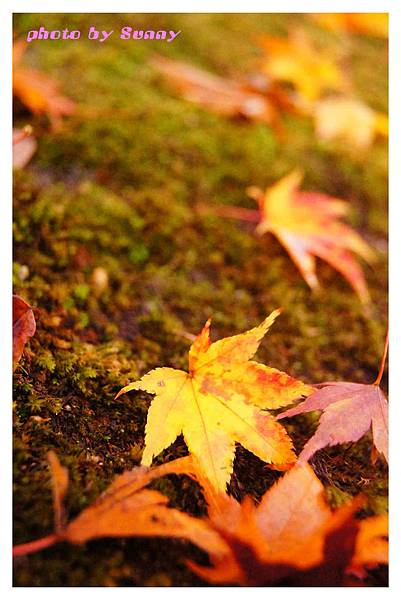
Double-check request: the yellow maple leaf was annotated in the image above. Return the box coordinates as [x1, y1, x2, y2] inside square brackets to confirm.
[259, 32, 345, 102]
[116, 310, 312, 492]
[247, 171, 375, 303]
[314, 97, 388, 149]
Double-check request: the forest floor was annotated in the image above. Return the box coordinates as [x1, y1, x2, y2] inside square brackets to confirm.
[13, 13, 388, 586]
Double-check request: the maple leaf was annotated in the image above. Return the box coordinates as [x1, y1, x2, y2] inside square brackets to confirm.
[248, 170, 375, 302]
[313, 97, 388, 149]
[13, 294, 36, 371]
[199, 171, 375, 302]
[150, 54, 283, 126]
[259, 31, 346, 102]
[13, 126, 37, 169]
[14, 455, 388, 586]
[277, 332, 388, 462]
[187, 463, 388, 586]
[116, 309, 312, 492]
[310, 13, 388, 38]
[13, 455, 226, 559]
[13, 41, 75, 130]
[62, 457, 224, 553]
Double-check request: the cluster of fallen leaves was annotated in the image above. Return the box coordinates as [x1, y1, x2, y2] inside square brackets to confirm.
[13, 454, 388, 586]
[259, 28, 387, 150]
[12, 39, 76, 170]
[115, 310, 388, 484]
[151, 17, 388, 150]
[13, 311, 388, 585]
[13, 21, 385, 302]
[149, 18, 387, 303]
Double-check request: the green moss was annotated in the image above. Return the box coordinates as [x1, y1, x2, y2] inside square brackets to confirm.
[13, 13, 387, 587]
[324, 485, 353, 508]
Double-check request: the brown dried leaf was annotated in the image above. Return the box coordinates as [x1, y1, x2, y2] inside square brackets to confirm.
[13, 294, 36, 370]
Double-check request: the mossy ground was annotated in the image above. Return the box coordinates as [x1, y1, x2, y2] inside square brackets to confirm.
[13, 14, 388, 586]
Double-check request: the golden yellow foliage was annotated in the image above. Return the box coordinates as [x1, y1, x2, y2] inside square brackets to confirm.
[259, 32, 345, 102]
[116, 310, 312, 492]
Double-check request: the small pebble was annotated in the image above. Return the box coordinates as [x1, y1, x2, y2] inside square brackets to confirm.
[91, 266, 109, 296]
[18, 265, 29, 281]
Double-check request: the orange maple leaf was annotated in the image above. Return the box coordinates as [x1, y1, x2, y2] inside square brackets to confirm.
[13, 454, 226, 558]
[187, 463, 388, 585]
[62, 457, 222, 552]
[13, 41, 75, 130]
[116, 309, 312, 492]
[259, 31, 346, 103]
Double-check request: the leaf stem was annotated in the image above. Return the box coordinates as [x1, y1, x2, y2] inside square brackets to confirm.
[13, 533, 60, 557]
[374, 327, 389, 386]
[196, 202, 260, 223]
